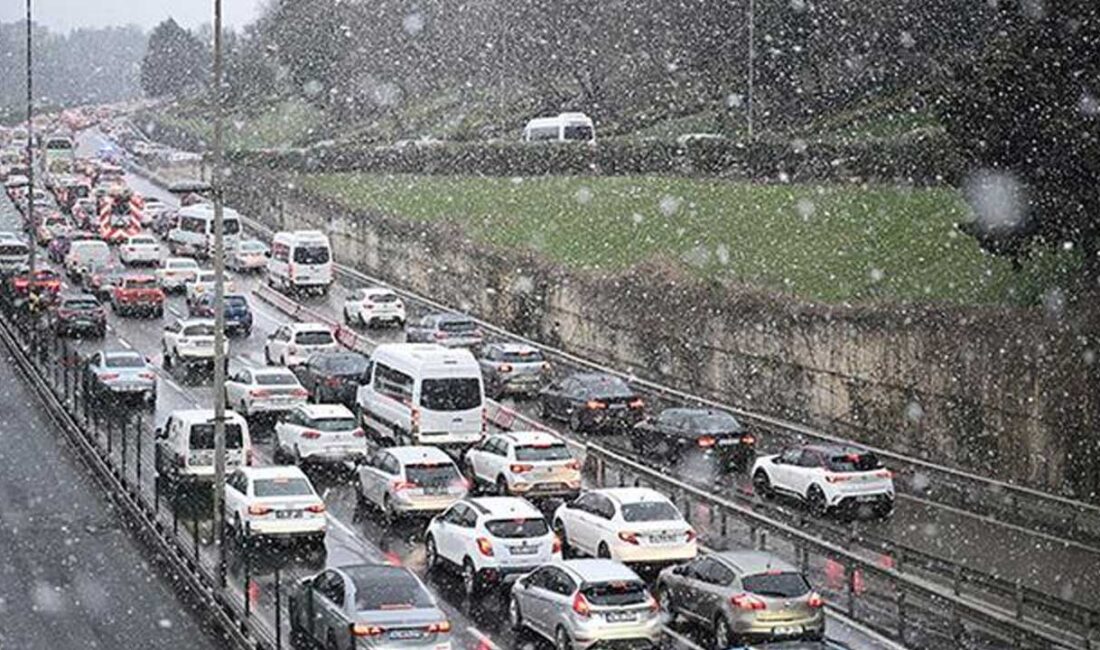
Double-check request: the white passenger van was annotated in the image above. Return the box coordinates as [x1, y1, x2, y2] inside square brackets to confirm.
[0, 235, 29, 274]
[154, 409, 252, 486]
[167, 203, 242, 257]
[357, 343, 485, 449]
[522, 112, 596, 143]
[266, 230, 333, 295]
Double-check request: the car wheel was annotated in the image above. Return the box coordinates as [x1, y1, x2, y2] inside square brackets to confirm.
[462, 559, 480, 597]
[656, 585, 676, 620]
[233, 514, 248, 547]
[162, 346, 172, 369]
[264, 346, 273, 365]
[288, 602, 308, 649]
[597, 542, 611, 559]
[425, 535, 440, 572]
[753, 470, 773, 499]
[555, 626, 572, 650]
[495, 476, 510, 496]
[568, 410, 583, 433]
[554, 520, 573, 558]
[538, 398, 551, 420]
[713, 617, 733, 650]
[807, 486, 828, 518]
[874, 498, 895, 519]
[508, 595, 524, 632]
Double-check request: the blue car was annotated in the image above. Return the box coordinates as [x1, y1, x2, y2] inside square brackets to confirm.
[188, 292, 253, 336]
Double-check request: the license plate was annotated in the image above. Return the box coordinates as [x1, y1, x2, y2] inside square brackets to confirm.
[275, 510, 302, 519]
[388, 629, 424, 640]
[606, 612, 636, 623]
[423, 486, 448, 495]
[772, 626, 802, 636]
[650, 535, 677, 544]
[857, 495, 879, 502]
[509, 545, 539, 555]
[718, 438, 740, 446]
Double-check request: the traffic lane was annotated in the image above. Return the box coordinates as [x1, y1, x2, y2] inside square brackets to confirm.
[0, 345, 222, 650]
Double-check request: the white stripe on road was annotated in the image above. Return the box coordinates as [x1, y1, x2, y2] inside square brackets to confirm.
[118, 338, 132, 349]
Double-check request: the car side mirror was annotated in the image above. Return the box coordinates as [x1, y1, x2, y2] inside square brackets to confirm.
[154, 427, 167, 440]
[264, 251, 271, 258]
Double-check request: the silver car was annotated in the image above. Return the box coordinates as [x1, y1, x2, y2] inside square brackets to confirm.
[357, 446, 469, 522]
[85, 349, 157, 407]
[289, 564, 453, 650]
[509, 559, 662, 650]
[405, 313, 484, 348]
[478, 343, 549, 398]
[655, 551, 825, 649]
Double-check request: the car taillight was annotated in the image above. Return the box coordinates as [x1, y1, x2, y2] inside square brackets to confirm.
[306, 503, 326, 513]
[618, 531, 639, 545]
[411, 408, 421, 434]
[696, 435, 716, 448]
[250, 389, 270, 397]
[324, 377, 342, 387]
[301, 430, 322, 439]
[731, 594, 766, 610]
[741, 434, 756, 445]
[565, 459, 581, 471]
[552, 535, 562, 554]
[685, 529, 697, 542]
[427, 621, 451, 633]
[876, 470, 894, 479]
[292, 388, 309, 398]
[572, 592, 591, 618]
[433, 331, 448, 339]
[808, 592, 825, 608]
[510, 464, 534, 473]
[392, 480, 416, 492]
[498, 363, 513, 373]
[139, 372, 155, 380]
[352, 428, 366, 438]
[476, 537, 494, 556]
[351, 624, 384, 637]
[246, 448, 253, 466]
[99, 373, 119, 381]
[628, 398, 645, 409]
[647, 594, 660, 613]
[825, 474, 852, 483]
[57, 309, 74, 318]
[586, 400, 607, 410]
[248, 504, 271, 516]
[288, 344, 298, 355]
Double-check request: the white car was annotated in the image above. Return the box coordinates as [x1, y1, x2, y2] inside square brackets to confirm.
[225, 366, 309, 417]
[552, 488, 697, 565]
[224, 465, 326, 546]
[343, 287, 406, 328]
[185, 269, 236, 306]
[156, 256, 200, 292]
[118, 234, 161, 266]
[264, 322, 338, 367]
[464, 431, 581, 499]
[227, 238, 269, 271]
[357, 446, 468, 522]
[161, 318, 228, 368]
[274, 403, 366, 466]
[751, 445, 895, 518]
[425, 496, 561, 596]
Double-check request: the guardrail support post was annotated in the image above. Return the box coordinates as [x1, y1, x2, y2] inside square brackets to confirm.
[193, 516, 200, 563]
[275, 565, 282, 648]
[1014, 580, 1024, 620]
[953, 564, 962, 596]
[758, 530, 767, 551]
[720, 509, 728, 538]
[121, 412, 128, 484]
[895, 587, 906, 644]
[1083, 610, 1092, 650]
[136, 414, 142, 492]
[244, 522, 252, 624]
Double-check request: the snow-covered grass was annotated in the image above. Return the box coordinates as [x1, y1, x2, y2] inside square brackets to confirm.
[302, 173, 1077, 306]
[155, 99, 324, 150]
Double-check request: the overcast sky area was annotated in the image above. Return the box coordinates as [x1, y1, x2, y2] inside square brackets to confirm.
[0, 0, 265, 33]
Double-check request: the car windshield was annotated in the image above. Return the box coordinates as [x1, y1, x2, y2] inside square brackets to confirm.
[293, 245, 329, 264]
[223, 219, 241, 235]
[295, 330, 333, 345]
[439, 318, 477, 333]
[351, 570, 433, 611]
[514, 443, 572, 461]
[252, 477, 313, 498]
[307, 416, 358, 432]
[63, 299, 99, 310]
[254, 373, 298, 386]
[485, 517, 549, 538]
[826, 453, 884, 473]
[367, 292, 398, 303]
[104, 355, 144, 368]
[621, 501, 680, 522]
[582, 582, 648, 606]
[240, 241, 265, 252]
[419, 377, 481, 411]
[189, 424, 244, 449]
[124, 278, 158, 289]
[501, 349, 544, 363]
[182, 324, 215, 336]
[742, 572, 812, 598]
[405, 463, 460, 486]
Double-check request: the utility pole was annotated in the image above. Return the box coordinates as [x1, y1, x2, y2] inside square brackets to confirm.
[25, 0, 35, 278]
[211, 0, 229, 588]
[747, 0, 755, 139]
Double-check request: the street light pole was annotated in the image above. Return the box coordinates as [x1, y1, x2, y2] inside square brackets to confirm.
[747, 0, 755, 139]
[211, 0, 228, 587]
[26, 0, 36, 278]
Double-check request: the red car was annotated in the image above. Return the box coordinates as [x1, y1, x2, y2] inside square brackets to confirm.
[10, 267, 63, 299]
[109, 274, 165, 317]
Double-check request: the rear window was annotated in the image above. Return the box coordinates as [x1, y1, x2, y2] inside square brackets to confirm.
[240, 241, 266, 252]
[105, 355, 145, 368]
[183, 324, 215, 336]
[439, 319, 477, 333]
[0, 244, 28, 255]
[253, 477, 313, 498]
[688, 413, 743, 433]
[582, 582, 648, 606]
[255, 373, 299, 386]
[741, 572, 811, 598]
[405, 463, 460, 486]
[225, 296, 248, 308]
[223, 219, 241, 235]
[582, 376, 634, 398]
[324, 355, 369, 375]
[180, 216, 206, 233]
[368, 292, 398, 303]
[124, 277, 158, 289]
[420, 377, 482, 411]
[189, 423, 244, 449]
[621, 501, 680, 523]
[307, 417, 358, 432]
[353, 572, 433, 611]
[514, 443, 572, 462]
[296, 331, 334, 345]
[501, 349, 545, 363]
[130, 237, 156, 245]
[293, 245, 329, 264]
[825, 452, 884, 473]
[63, 298, 99, 310]
[485, 518, 549, 538]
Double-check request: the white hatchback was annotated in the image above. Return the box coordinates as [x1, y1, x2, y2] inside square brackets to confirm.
[343, 287, 406, 328]
[274, 403, 366, 465]
[264, 322, 338, 367]
[156, 256, 200, 292]
[224, 465, 326, 546]
[357, 446, 468, 522]
[118, 234, 161, 265]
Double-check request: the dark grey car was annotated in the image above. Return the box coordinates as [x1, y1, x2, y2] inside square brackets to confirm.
[478, 343, 548, 398]
[632, 408, 756, 470]
[289, 564, 453, 650]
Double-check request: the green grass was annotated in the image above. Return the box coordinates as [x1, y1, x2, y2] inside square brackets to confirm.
[155, 99, 324, 150]
[301, 173, 1076, 306]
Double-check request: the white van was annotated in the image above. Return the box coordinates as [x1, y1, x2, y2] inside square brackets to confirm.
[64, 240, 111, 279]
[0, 235, 29, 274]
[154, 409, 252, 486]
[522, 112, 596, 143]
[266, 230, 333, 295]
[167, 204, 242, 257]
[357, 343, 485, 449]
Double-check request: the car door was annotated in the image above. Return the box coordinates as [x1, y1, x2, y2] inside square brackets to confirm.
[475, 437, 507, 483]
[296, 357, 320, 395]
[267, 326, 288, 359]
[543, 569, 577, 635]
[548, 378, 576, 418]
[225, 369, 250, 408]
[276, 409, 303, 453]
[586, 494, 617, 554]
[770, 448, 802, 494]
[692, 557, 735, 622]
[438, 503, 473, 563]
[465, 437, 492, 482]
[662, 557, 703, 618]
[86, 352, 102, 387]
[312, 570, 348, 642]
[346, 289, 364, 317]
[566, 493, 604, 554]
[792, 449, 823, 497]
[224, 470, 248, 523]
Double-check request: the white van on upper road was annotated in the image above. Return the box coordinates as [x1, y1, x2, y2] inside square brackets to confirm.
[266, 230, 333, 295]
[167, 203, 242, 257]
[522, 112, 596, 143]
[357, 343, 485, 450]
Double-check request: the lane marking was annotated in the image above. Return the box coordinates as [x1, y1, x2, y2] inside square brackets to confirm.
[168, 306, 182, 317]
[467, 628, 501, 650]
[118, 338, 132, 349]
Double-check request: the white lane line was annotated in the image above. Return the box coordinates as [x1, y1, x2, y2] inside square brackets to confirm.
[158, 373, 199, 407]
[168, 305, 182, 317]
[467, 627, 501, 650]
[118, 338, 132, 349]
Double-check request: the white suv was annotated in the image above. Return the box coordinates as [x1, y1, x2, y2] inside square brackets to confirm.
[161, 318, 229, 369]
[425, 496, 561, 597]
[224, 465, 327, 547]
[118, 234, 161, 265]
[155, 256, 200, 292]
[343, 287, 406, 328]
[751, 445, 895, 519]
[552, 488, 697, 566]
[464, 431, 581, 499]
[264, 322, 338, 367]
[274, 403, 366, 466]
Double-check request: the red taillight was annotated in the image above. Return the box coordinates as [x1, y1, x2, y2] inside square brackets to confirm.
[876, 470, 894, 479]
[352, 624, 384, 637]
[808, 592, 825, 608]
[647, 594, 660, 613]
[825, 474, 852, 483]
[476, 537, 494, 556]
[498, 363, 513, 373]
[392, 480, 416, 492]
[510, 464, 534, 473]
[324, 377, 342, 387]
[552, 535, 562, 554]
[411, 408, 421, 434]
[306, 503, 326, 514]
[301, 430, 322, 439]
[292, 388, 309, 398]
[433, 331, 448, 339]
[731, 594, 766, 610]
[741, 434, 756, 445]
[564, 459, 581, 471]
[586, 400, 607, 410]
[697, 435, 716, 448]
[99, 373, 119, 381]
[13, 278, 28, 289]
[246, 448, 253, 466]
[427, 621, 451, 634]
[248, 504, 272, 516]
[250, 389, 270, 398]
[352, 428, 366, 438]
[572, 592, 591, 618]
[685, 529, 697, 542]
[628, 398, 645, 410]
[618, 531, 639, 545]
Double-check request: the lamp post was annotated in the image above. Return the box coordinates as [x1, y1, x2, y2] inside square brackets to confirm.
[26, 0, 36, 279]
[211, 0, 229, 587]
[747, 0, 755, 139]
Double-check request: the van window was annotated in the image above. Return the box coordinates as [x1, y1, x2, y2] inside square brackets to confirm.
[180, 216, 206, 233]
[272, 242, 290, 262]
[563, 125, 594, 141]
[293, 245, 330, 264]
[528, 126, 560, 141]
[295, 330, 334, 346]
[223, 219, 241, 235]
[189, 423, 244, 449]
[420, 377, 481, 411]
[374, 363, 414, 402]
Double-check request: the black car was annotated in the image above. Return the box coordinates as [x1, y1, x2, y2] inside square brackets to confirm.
[538, 372, 645, 433]
[632, 408, 755, 470]
[54, 293, 107, 338]
[292, 351, 371, 407]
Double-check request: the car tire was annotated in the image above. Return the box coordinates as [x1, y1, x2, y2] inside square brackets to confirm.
[713, 617, 733, 650]
[656, 585, 676, 621]
[568, 410, 583, 433]
[495, 476, 510, 496]
[555, 626, 572, 650]
[753, 470, 773, 499]
[154, 307, 163, 318]
[554, 520, 573, 558]
[538, 398, 551, 420]
[462, 559, 481, 598]
[874, 498, 895, 520]
[508, 595, 524, 632]
[597, 542, 611, 559]
[288, 602, 309, 649]
[807, 486, 828, 518]
[425, 535, 440, 572]
[264, 346, 273, 366]
[162, 346, 173, 369]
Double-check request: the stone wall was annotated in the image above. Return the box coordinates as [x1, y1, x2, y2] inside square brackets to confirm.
[225, 169, 1099, 500]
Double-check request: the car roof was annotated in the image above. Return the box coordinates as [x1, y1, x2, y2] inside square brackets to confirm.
[500, 431, 566, 447]
[559, 559, 641, 583]
[102, 349, 143, 359]
[250, 366, 298, 378]
[343, 564, 424, 598]
[179, 318, 215, 326]
[661, 407, 733, 418]
[386, 445, 454, 464]
[569, 372, 627, 386]
[239, 465, 309, 481]
[713, 550, 798, 576]
[361, 286, 395, 295]
[292, 322, 332, 332]
[466, 496, 543, 519]
[296, 403, 355, 419]
[61, 292, 99, 302]
[594, 487, 670, 507]
[166, 257, 198, 265]
[798, 444, 868, 457]
[434, 312, 474, 323]
[169, 409, 247, 424]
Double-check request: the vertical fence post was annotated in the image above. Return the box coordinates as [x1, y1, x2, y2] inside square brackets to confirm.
[105, 404, 112, 458]
[847, 566, 856, 617]
[758, 530, 767, 551]
[1015, 580, 1024, 620]
[275, 565, 282, 648]
[136, 413, 143, 493]
[720, 509, 728, 538]
[895, 587, 906, 645]
[121, 410, 128, 483]
[193, 516, 200, 563]
[244, 522, 252, 622]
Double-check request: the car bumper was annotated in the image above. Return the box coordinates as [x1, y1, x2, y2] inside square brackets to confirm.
[833, 492, 894, 511]
[509, 480, 581, 499]
[572, 616, 662, 650]
[58, 318, 105, 331]
[104, 382, 156, 395]
[248, 398, 307, 414]
[244, 518, 327, 538]
[733, 612, 825, 641]
[391, 492, 464, 515]
[414, 432, 484, 448]
[612, 541, 697, 565]
[300, 444, 368, 463]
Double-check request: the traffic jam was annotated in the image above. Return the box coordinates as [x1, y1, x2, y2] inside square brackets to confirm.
[0, 120, 898, 650]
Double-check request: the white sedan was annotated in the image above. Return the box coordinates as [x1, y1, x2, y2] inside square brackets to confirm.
[156, 257, 200, 292]
[118, 234, 161, 266]
[224, 465, 326, 546]
[225, 366, 309, 417]
[227, 239, 269, 272]
[552, 487, 697, 565]
[274, 403, 366, 465]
